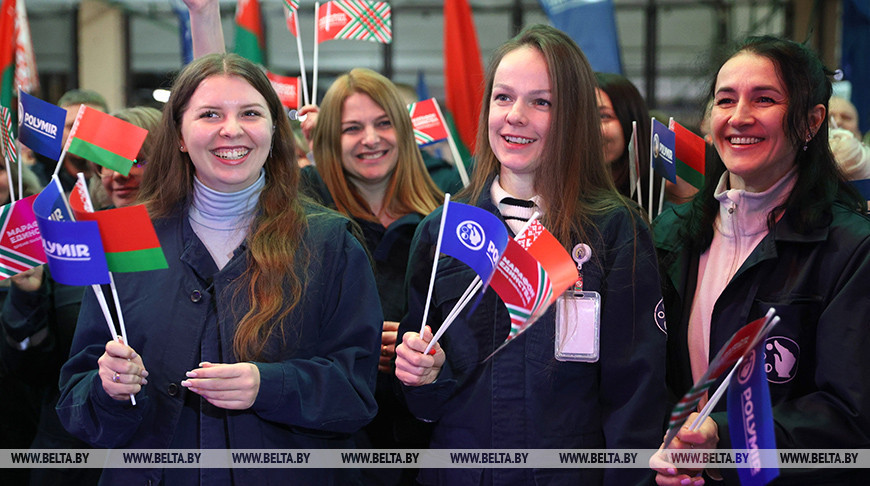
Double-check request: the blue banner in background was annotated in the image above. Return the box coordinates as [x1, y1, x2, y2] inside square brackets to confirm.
[727, 340, 779, 486]
[538, 0, 622, 74]
[171, 0, 194, 65]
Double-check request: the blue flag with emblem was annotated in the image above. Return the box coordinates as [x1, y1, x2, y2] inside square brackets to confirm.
[31, 177, 110, 285]
[439, 200, 509, 288]
[727, 339, 779, 486]
[18, 91, 66, 160]
[651, 118, 676, 183]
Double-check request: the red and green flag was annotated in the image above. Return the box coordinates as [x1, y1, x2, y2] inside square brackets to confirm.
[670, 120, 706, 189]
[316, 1, 392, 44]
[235, 0, 266, 65]
[65, 106, 148, 177]
[69, 181, 168, 273]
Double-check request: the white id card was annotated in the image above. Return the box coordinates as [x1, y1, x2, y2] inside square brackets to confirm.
[554, 291, 600, 362]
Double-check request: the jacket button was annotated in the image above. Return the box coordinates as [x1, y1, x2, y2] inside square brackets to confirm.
[168, 383, 179, 396]
[190, 290, 202, 302]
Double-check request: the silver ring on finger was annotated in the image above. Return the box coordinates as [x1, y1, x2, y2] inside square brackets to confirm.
[113, 372, 121, 383]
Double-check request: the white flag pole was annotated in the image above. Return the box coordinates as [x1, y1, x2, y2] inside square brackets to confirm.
[312, 2, 320, 103]
[423, 213, 540, 354]
[290, 9, 309, 106]
[647, 117, 655, 221]
[419, 193, 451, 335]
[74, 172, 137, 405]
[4, 155, 15, 202]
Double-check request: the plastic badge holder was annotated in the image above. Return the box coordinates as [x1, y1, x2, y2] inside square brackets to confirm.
[554, 291, 600, 362]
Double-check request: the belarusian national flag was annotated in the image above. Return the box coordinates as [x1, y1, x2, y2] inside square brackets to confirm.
[235, 0, 266, 65]
[489, 238, 552, 340]
[69, 181, 168, 273]
[408, 98, 449, 146]
[266, 70, 300, 109]
[0, 0, 15, 110]
[317, 1, 391, 44]
[65, 105, 148, 177]
[670, 119, 706, 189]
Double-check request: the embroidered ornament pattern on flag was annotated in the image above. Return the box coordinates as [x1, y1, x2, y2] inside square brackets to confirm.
[69, 183, 168, 273]
[0, 104, 17, 165]
[317, 0, 391, 44]
[488, 238, 552, 340]
[0, 194, 45, 279]
[65, 106, 148, 177]
[408, 98, 449, 146]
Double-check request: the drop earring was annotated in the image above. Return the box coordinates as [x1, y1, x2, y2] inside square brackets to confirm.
[803, 131, 813, 151]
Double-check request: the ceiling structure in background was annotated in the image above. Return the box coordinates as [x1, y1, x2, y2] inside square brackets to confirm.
[24, 0, 835, 127]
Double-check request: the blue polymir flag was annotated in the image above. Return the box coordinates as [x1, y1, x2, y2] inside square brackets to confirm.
[439, 201, 509, 289]
[17, 91, 66, 161]
[651, 118, 676, 183]
[32, 180, 110, 285]
[727, 339, 779, 486]
[538, 0, 622, 74]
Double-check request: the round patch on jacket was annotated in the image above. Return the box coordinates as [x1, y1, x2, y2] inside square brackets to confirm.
[764, 336, 799, 384]
[654, 299, 667, 334]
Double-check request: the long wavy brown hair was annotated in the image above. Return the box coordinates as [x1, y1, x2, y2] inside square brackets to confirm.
[462, 25, 629, 249]
[311, 68, 442, 222]
[138, 53, 307, 361]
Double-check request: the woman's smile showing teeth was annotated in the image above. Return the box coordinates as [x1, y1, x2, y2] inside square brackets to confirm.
[504, 135, 534, 145]
[213, 147, 251, 162]
[728, 136, 761, 145]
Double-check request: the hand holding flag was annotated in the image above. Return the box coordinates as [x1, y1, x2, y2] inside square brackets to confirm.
[663, 309, 779, 449]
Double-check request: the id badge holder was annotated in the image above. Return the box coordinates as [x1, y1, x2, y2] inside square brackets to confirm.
[555, 290, 601, 362]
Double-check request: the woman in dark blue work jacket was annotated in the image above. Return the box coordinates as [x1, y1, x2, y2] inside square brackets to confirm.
[395, 25, 667, 486]
[650, 36, 870, 485]
[56, 54, 382, 485]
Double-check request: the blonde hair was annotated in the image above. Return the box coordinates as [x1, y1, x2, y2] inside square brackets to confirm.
[312, 68, 441, 222]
